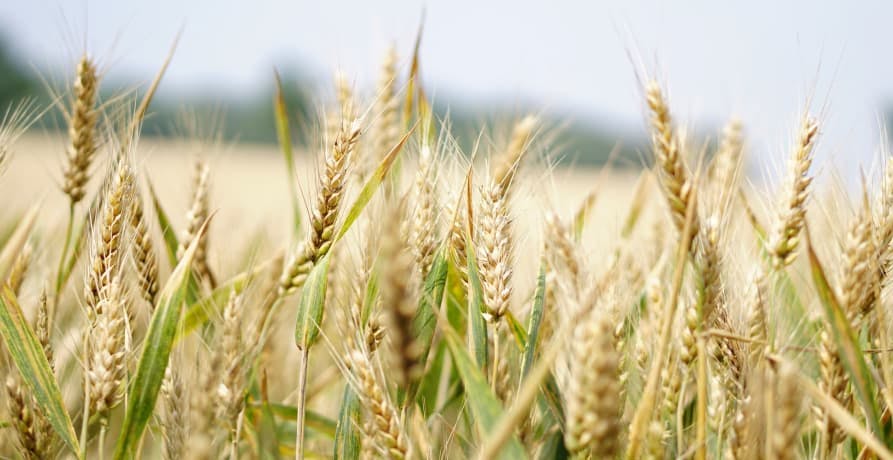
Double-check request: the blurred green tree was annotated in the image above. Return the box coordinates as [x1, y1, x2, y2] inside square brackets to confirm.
[0, 35, 35, 110]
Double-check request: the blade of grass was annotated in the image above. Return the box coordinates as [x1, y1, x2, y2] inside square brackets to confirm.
[620, 170, 651, 239]
[443, 326, 527, 460]
[335, 122, 418, 242]
[805, 227, 884, 440]
[402, 17, 424, 129]
[113, 216, 211, 459]
[146, 175, 202, 305]
[476, 313, 562, 460]
[0, 202, 39, 281]
[178, 258, 275, 339]
[294, 254, 331, 350]
[273, 69, 302, 234]
[146, 176, 179, 265]
[521, 260, 547, 379]
[572, 191, 597, 242]
[797, 362, 893, 460]
[413, 246, 449, 364]
[0, 288, 81, 457]
[293, 253, 331, 460]
[465, 226, 489, 369]
[258, 403, 337, 439]
[333, 385, 361, 460]
[124, 30, 180, 148]
[256, 370, 284, 460]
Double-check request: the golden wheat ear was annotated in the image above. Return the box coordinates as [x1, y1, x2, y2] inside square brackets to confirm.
[768, 116, 819, 269]
[62, 55, 101, 206]
[645, 81, 698, 244]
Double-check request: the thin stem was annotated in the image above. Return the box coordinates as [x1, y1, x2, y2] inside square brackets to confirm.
[231, 408, 245, 460]
[490, 322, 500, 394]
[626, 185, 698, 460]
[99, 421, 107, 460]
[54, 203, 75, 304]
[295, 347, 310, 460]
[80, 335, 91, 459]
[695, 337, 707, 460]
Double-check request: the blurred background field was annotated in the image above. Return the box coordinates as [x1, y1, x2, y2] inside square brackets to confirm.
[2, 1, 893, 180]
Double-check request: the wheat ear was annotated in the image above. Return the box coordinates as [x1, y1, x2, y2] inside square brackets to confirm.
[380, 206, 423, 389]
[279, 120, 361, 296]
[348, 349, 409, 459]
[646, 81, 698, 243]
[563, 309, 621, 458]
[768, 116, 819, 268]
[62, 55, 100, 205]
[178, 158, 215, 288]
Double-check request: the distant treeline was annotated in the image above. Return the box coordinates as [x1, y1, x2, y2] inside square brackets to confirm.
[0, 35, 639, 166]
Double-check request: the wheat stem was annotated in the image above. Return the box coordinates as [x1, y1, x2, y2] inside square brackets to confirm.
[295, 347, 310, 460]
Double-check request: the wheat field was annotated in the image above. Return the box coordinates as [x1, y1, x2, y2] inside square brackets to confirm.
[0, 38, 891, 460]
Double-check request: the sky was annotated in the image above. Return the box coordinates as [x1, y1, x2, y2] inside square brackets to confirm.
[2, 0, 891, 182]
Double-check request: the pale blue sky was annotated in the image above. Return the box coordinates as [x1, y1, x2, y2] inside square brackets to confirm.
[2, 0, 891, 180]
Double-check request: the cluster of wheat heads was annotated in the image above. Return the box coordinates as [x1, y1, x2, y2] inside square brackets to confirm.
[3, 42, 893, 460]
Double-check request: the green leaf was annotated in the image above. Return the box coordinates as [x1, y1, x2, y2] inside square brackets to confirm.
[260, 403, 338, 439]
[273, 70, 302, 234]
[413, 247, 449, 368]
[146, 177, 179, 266]
[178, 260, 273, 339]
[253, 374, 283, 460]
[537, 427, 570, 460]
[0, 288, 81, 457]
[334, 385, 361, 460]
[360, 270, 379, 327]
[521, 261, 547, 379]
[620, 171, 650, 240]
[806, 230, 884, 440]
[335, 123, 417, 242]
[113, 217, 210, 459]
[147, 175, 202, 305]
[464, 238, 488, 369]
[504, 310, 528, 350]
[0, 203, 39, 281]
[294, 254, 331, 350]
[400, 247, 450, 403]
[443, 327, 527, 460]
[58, 218, 87, 295]
[572, 191, 597, 242]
